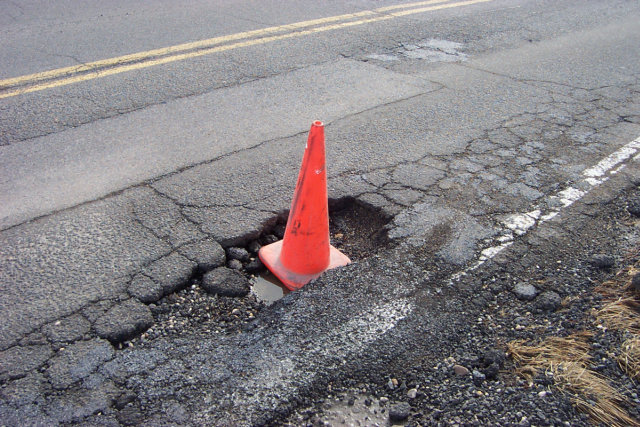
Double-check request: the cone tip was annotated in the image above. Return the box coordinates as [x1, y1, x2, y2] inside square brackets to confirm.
[312, 120, 323, 127]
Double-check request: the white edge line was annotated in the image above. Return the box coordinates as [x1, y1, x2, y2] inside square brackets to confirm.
[449, 135, 640, 284]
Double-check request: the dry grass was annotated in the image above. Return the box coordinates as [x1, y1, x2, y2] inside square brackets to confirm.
[508, 332, 592, 382]
[508, 333, 638, 427]
[618, 336, 640, 380]
[594, 255, 640, 383]
[508, 251, 640, 426]
[596, 297, 640, 334]
[554, 362, 637, 427]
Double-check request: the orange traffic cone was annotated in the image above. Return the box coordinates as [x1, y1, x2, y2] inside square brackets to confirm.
[259, 120, 351, 290]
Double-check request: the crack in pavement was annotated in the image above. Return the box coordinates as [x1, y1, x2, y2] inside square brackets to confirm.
[2, 18, 640, 423]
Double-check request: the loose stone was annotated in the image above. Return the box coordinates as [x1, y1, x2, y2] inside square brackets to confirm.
[128, 274, 164, 303]
[178, 238, 226, 272]
[245, 258, 264, 274]
[627, 200, 640, 217]
[472, 370, 486, 386]
[482, 363, 500, 380]
[262, 234, 279, 244]
[228, 259, 243, 270]
[143, 252, 196, 295]
[453, 365, 470, 376]
[94, 299, 154, 343]
[513, 283, 538, 301]
[273, 225, 286, 239]
[227, 247, 250, 262]
[482, 349, 506, 368]
[589, 254, 615, 269]
[248, 241, 262, 254]
[535, 291, 562, 312]
[389, 402, 411, 422]
[631, 273, 640, 292]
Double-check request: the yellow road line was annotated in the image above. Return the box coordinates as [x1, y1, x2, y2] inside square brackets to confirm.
[0, 0, 494, 99]
[377, 0, 453, 12]
[0, 0, 449, 90]
[0, 10, 377, 89]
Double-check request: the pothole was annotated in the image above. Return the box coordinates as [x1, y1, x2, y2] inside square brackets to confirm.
[329, 198, 393, 261]
[243, 198, 393, 304]
[129, 198, 392, 345]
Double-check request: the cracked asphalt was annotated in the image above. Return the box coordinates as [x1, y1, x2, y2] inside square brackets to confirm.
[2, 0, 640, 425]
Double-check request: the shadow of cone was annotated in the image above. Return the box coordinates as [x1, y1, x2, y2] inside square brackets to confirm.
[259, 121, 351, 291]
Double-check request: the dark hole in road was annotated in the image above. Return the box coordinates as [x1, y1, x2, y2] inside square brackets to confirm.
[328, 197, 393, 261]
[248, 197, 393, 304]
[130, 198, 392, 346]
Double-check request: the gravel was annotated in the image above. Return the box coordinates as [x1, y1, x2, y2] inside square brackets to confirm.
[3, 183, 640, 427]
[136, 281, 262, 342]
[627, 200, 640, 217]
[282, 185, 640, 427]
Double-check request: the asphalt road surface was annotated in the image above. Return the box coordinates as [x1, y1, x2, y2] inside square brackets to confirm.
[2, 0, 640, 425]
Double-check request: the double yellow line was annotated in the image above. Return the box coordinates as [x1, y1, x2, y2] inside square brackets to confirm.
[0, 0, 493, 100]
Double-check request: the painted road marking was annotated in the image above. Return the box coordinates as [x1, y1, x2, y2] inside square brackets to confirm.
[0, 0, 495, 99]
[228, 298, 412, 414]
[451, 135, 640, 283]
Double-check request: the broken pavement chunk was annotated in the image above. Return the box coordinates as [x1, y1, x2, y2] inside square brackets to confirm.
[201, 267, 250, 297]
[94, 299, 154, 343]
[178, 238, 226, 272]
[128, 274, 164, 304]
[143, 252, 196, 294]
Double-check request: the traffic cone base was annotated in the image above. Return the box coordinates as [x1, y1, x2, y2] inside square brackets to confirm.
[259, 120, 351, 291]
[259, 240, 351, 291]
